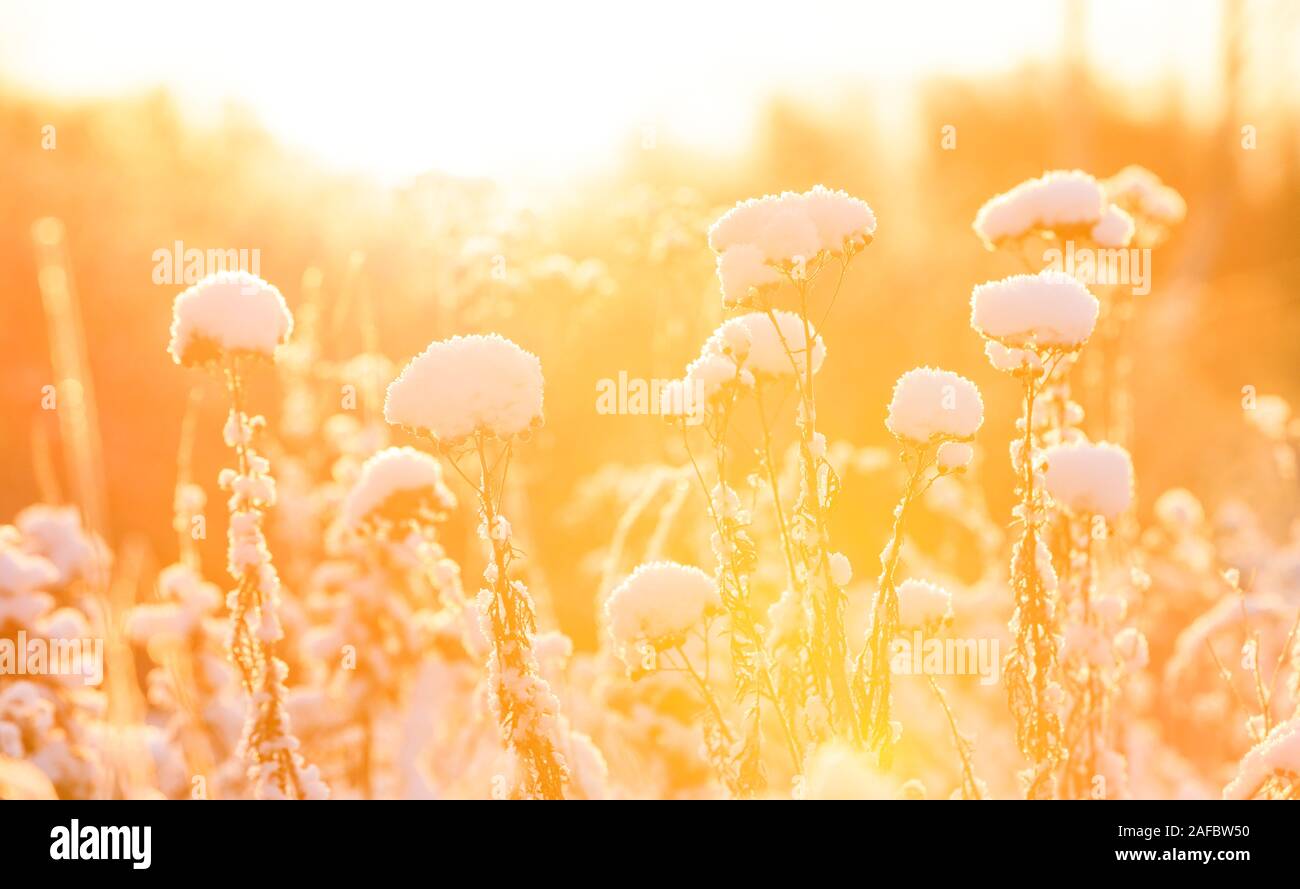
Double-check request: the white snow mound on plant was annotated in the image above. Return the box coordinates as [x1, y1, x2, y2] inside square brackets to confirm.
[970, 271, 1099, 349]
[709, 186, 875, 263]
[885, 367, 984, 443]
[896, 578, 953, 629]
[716, 244, 781, 307]
[1090, 204, 1136, 248]
[704, 310, 826, 380]
[385, 334, 544, 445]
[168, 271, 293, 365]
[343, 446, 455, 527]
[1105, 165, 1187, 225]
[605, 561, 721, 655]
[1043, 440, 1134, 519]
[973, 170, 1106, 245]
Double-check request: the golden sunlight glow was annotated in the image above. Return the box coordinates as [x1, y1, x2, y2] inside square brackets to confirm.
[1, 0, 1228, 180]
[2, 0, 1299, 809]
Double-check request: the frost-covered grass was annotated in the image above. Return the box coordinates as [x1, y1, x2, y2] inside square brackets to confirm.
[8, 162, 1300, 803]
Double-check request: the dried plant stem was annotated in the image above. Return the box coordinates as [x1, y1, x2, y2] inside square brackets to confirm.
[1061, 520, 1108, 798]
[754, 386, 801, 606]
[681, 421, 803, 779]
[32, 217, 110, 555]
[1005, 370, 1063, 797]
[927, 675, 985, 800]
[856, 449, 930, 763]
[223, 364, 263, 690]
[221, 359, 319, 799]
[666, 642, 734, 745]
[661, 642, 741, 794]
[462, 434, 567, 799]
[174, 387, 204, 569]
[762, 264, 854, 732]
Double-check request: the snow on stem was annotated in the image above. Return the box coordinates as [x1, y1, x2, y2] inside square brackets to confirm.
[221, 359, 327, 799]
[1004, 367, 1065, 798]
[466, 434, 569, 799]
[761, 272, 855, 734]
[857, 367, 983, 763]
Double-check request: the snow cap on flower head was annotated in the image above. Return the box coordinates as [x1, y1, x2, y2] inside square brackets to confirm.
[973, 170, 1106, 247]
[937, 441, 975, 471]
[703, 311, 826, 381]
[710, 188, 875, 259]
[342, 446, 456, 530]
[1090, 204, 1135, 249]
[168, 271, 293, 367]
[1042, 440, 1134, 520]
[385, 334, 544, 448]
[885, 367, 984, 444]
[716, 244, 781, 308]
[799, 185, 877, 256]
[15, 504, 111, 588]
[605, 561, 721, 664]
[1104, 165, 1186, 226]
[970, 271, 1099, 352]
[0, 535, 58, 595]
[708, 187, 875, 305]
[896, 579, 953, 630]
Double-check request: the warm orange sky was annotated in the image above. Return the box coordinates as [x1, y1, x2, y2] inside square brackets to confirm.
[0, 0, 1279, 181]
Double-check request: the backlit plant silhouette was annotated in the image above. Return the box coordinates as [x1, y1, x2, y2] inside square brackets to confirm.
[168, 271, 328, 799]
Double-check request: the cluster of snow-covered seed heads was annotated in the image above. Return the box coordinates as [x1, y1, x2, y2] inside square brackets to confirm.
[709, 185, 876, 308]
[90, 161, 1298, 804]
[623, 177, 1186, 797]
[973, 169, 1135, 251]
[966, 168, 1188, 798]
[386, 334, 574, 799]
[0, 508, 108, 798]
[597, 186, 879, 796]
[169, 272, 327, 799]
[705, 187, 877, 745]
[342, 446, 457, 534]
[857, 367, 983, 762]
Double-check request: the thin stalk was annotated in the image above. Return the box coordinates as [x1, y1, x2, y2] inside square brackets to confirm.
[857, 449, 929, 760]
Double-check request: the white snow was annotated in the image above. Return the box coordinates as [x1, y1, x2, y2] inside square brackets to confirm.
[342, 446, 456, 529]
[1090, 204, 1135, 248]
[895, 578, 953, 630]
[1223, 715, 1300, 800]
[885, 367, 984, 443]
[973, 170, 1106, 246]
[937, 441, 975, 470]
[1042, 440, 1134, 519]
[716, 244, 780, 308]
[385, 334, 545, 446]
[970, 271, 1099, 350]
[605, 561, 722, 660]
[168, 271, 293, 366]
[1105, 165, 1186, 225]
[704, 310, 826, 381]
